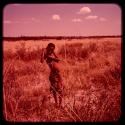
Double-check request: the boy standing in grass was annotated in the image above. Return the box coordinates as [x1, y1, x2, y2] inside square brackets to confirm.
[41, 43, 63, 107]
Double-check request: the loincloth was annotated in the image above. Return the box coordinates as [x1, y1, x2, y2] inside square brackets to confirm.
[49, 71, 62, 93]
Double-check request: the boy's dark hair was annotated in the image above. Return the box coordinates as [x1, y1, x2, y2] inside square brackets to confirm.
[47, 43, 55, 48]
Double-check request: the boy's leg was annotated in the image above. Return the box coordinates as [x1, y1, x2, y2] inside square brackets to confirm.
[58, 82, 63, 107]
[58, 91, 62, 107]
[52, 89, 58, 105]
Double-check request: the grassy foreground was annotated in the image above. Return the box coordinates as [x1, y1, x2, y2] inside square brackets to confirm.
[3, 37, 121, 122]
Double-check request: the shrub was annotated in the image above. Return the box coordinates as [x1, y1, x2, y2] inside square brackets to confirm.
[16, 42, 26, 60]
[59, 43, 90, 61]
[15, 42, 43, 61]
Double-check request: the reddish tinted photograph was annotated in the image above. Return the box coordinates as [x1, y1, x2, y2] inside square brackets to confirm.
[3, 4, 121, 122]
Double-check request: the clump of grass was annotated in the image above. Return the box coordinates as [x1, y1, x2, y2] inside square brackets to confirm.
[59, 43, 84, 60]
[14, 42, 43, 61]
[16, 42, 26, 60]
[59, 42, 98, 62]
[3, 49, 16, 61]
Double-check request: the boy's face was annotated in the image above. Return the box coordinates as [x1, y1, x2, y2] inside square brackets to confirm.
[47, 46, 55, 54]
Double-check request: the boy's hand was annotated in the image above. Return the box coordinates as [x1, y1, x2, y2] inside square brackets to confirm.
[50, 87, 53, 93]
[41, 58, 44, 63]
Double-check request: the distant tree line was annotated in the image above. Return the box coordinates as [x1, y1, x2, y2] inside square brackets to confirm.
[3, 35, 121, 41]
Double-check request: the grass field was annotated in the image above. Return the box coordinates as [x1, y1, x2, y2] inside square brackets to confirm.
[3, 37, 121, 122]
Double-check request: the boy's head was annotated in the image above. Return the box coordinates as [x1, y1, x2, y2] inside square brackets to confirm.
[47, 43, 55, 48]
[46, 43, 55, 53]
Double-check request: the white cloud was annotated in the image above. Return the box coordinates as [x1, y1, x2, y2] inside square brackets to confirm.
[4, 20, 20, 24]
[85, 15, 98, 20]
[72, 18, 82, 22]
[52, 14, 60, 20]
[20, 18, 39, 23]
[99, 17, 107, 21]
[4, 18, 39, 24]
[77, 7, 91, 14]
[4, 20, 12, 24]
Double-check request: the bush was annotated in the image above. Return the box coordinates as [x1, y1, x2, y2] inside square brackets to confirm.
[59, 43, 89, 60]
[16, 42, 26, 60]
[59, 42, 98, 61]
[15, 42, 43, 61]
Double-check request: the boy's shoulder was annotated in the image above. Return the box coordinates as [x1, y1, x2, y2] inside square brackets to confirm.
[42, 48, 47, 53]
[42, 48, 46, 51]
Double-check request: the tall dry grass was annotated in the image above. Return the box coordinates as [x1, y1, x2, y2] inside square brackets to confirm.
[3, 37, 121, 122]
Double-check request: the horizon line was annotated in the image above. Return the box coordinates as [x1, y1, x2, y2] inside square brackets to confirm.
[3, 35, 121, 38]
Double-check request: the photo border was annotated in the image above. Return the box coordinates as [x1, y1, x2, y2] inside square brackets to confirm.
[0, 0, 124, 124]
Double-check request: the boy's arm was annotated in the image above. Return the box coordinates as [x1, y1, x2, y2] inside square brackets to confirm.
[53, 52, 58, 58]
[41, 51, 60, 62]
[52, 52, 61, 62]
[48, 55, 60, 62]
